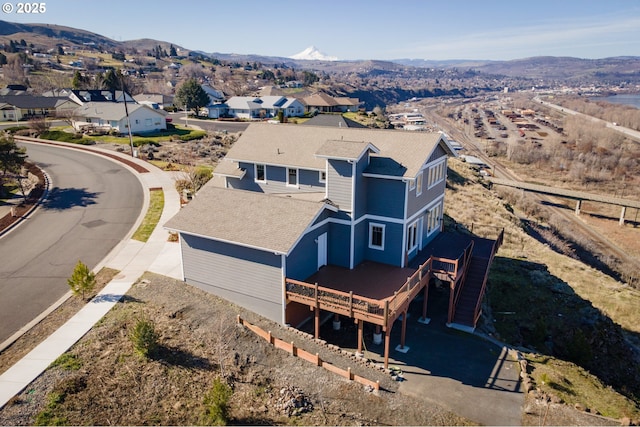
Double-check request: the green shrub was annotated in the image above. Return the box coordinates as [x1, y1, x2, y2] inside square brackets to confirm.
[67, 260, 96, 301]
[39, 130, 91, 144]
[50, 353, 81, 371]
[4, 126, 29, 134]
[199, 378, 232, 426]
[130, 317, 159, 358]
[179, 130, 207, 141]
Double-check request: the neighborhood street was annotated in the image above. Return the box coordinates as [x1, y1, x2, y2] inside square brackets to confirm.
[0, 142, 143, 344]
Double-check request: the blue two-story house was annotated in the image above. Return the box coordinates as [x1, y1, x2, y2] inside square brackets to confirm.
[166, 124, 497, 366]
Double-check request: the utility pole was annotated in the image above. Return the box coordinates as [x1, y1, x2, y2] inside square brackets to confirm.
[121, 74, 135, 157]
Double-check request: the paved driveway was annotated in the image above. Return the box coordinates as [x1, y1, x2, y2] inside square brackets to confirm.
[358, 286, 524, 425]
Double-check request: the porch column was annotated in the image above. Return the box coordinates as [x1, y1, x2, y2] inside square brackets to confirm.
[357, 320, 364, 354]
[620, 206, 627, 226]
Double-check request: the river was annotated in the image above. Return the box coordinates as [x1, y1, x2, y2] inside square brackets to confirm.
[590, 93, 640, 109]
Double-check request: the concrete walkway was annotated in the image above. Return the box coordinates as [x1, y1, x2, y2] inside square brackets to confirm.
[0, 142, 182, 408]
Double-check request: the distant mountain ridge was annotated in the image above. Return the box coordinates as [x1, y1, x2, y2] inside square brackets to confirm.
[1, 19, 639, 85]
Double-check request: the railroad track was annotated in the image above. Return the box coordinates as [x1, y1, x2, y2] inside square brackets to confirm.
[429, 111, 640, 274]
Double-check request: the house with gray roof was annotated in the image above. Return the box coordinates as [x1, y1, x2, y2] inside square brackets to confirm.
[166, 124, 502, 366]
[223, 96, 305, 120]
[0, 95, 79, 121]
[166, 123, 457, 316]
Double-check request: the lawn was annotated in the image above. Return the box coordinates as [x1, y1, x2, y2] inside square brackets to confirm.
[40, 125, 206, 146]
[132, 189, 164, 242]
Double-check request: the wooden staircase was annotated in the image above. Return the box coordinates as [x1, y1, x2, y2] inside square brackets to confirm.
[450, 232, 503, 330]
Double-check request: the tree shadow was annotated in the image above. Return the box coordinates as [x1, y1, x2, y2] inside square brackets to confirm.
[152, 344, 212, 370]
[41, 187, 100, 211]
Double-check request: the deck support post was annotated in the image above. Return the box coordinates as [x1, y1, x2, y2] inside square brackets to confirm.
[384, 328, 391, 369]
[373, 325, 382, 345]
[314, 282, 320, 339]
[357, 320, 364, 353]
[421, 280, 429, 321]
[448, 281, 455, 324]
[400, 310, 407, 349]
[620, 206, 627, 226]
[575, 199, 582, 215]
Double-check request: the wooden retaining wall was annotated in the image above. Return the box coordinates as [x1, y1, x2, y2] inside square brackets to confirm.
[237, 316, 379, 391]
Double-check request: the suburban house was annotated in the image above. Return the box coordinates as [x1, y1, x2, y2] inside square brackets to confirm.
[72, 102, 168, 134]
[302, 93, 361, 113]
[165, 124, 502, 367]
[0, 95, 79, 121]
[223, 96, 305, 120]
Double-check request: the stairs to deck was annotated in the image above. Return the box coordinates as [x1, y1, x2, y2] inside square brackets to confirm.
[451, 256, 490, 327]
[450, 236, 498, 330]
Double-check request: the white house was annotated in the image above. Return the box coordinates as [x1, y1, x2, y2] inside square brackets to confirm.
[225, 96, 305, 120]
[72, 102, 168, 134]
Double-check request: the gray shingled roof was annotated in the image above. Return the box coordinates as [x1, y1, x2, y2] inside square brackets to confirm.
[225, 123, 450, 178]
[74, 102, 166, 121]
[316, 140, 379, 161]
[164, 185, 327, 254]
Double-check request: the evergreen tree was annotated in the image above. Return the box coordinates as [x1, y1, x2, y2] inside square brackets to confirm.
[169, 44, 177, 57]
[67, 260, 96, 301]
[175, 78, 210, 118]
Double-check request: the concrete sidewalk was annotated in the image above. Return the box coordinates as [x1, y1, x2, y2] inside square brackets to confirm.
[0, 143, 182, 408]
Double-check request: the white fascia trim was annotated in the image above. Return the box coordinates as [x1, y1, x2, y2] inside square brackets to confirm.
[361, 173, 405, 181]
[178, 235, 185, 281]
[285, 204, 337, 256]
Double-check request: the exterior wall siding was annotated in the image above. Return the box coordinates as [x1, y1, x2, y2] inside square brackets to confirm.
[326, 159, 353, 211]
[428, 144, 448, 164]
[406, 156, 447, 219]
[328, 222, 351, 268]
[363, 220, 404, 266]
[287, 224, 330, 281]
[353, 156, 369, 220]
[230, 162, 324, 194]
[180, 234, 283, 323]
[365, 178, 405, 219]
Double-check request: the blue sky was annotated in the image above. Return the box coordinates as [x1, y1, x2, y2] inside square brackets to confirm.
[4, 0, 640, 61]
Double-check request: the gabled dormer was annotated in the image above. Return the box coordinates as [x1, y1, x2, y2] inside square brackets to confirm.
[315, 139, 379, 214]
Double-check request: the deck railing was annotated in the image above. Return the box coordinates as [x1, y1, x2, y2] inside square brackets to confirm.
[286, 259, 432, 328]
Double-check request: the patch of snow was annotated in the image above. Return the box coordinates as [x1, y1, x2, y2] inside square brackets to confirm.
[290, 46, 338, 61]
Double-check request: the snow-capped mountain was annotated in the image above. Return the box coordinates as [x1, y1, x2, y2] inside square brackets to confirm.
[290, 46, 338, 61]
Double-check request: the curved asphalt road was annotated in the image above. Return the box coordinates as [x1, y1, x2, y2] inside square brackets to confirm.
[0, 143, 143, 343]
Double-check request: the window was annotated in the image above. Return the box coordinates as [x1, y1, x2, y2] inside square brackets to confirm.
[416, 172, 423, 196]
[145, 118, 152, 126]
[287, 168, 298, 186]
[369, 223, 385, 250]
[407, 220, 419, 252]
[409, 179, 416, 191]
[428, 161, 446, 188]
[427, 203, 442, 234]
[319, 170, 326, 183]
[255, 164, 266, 182]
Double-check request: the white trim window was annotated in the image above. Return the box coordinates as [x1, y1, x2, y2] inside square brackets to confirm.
[319, 170, 327, 183]
[427, 202, 442, 235]
[409, 178, 416, 191]
[255, 163, 266, 182]
[369, 223, 386, 250]
[416, 171, 423, 196]
[428, 160, 446, 189]
[287, 168, 298, 187]
[407, 220, 419, 252]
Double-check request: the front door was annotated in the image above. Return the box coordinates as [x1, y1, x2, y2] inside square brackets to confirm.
[317, 233, 327, 269]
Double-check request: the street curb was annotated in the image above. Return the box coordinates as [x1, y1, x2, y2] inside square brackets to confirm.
[0, 166, 51, 240]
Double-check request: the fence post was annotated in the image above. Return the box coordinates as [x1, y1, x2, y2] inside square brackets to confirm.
[291, 341, 296, 356]
[348, 367, 353, 381]
[316, 353, 321, 367]
[268, 331, 272, 344]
